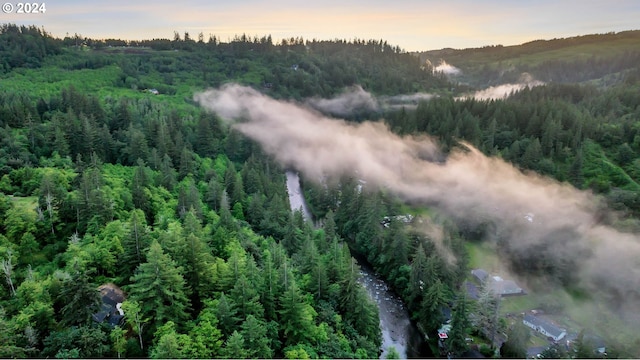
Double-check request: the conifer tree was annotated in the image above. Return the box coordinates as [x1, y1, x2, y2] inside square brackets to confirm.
[127, 241, 191, 334]
[241, 314, 273, 358]
[215, 293, 239, 337]
[188, 301, 224, 358]
[420, 278, 450, 336]
[119, 209, 151, 280]
[58, 261, 101, 326]
[222, 331, 248, 359]
[446, 294, 471, 356]
[278, 278, 317, 346]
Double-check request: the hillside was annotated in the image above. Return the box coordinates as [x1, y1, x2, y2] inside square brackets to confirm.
[420, 30, 640, 87]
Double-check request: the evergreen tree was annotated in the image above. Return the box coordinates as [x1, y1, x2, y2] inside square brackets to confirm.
[180, 210, 217, 309]
[446, 294, 471, 356]
[241, 314, 273, 358]
[222, 330, 248, 359]
[522, 138, 543, 169]
[569, 148, 584, 188]
[58, 261, 102, 326]
[278, 278, 317, 346]
[419, 278, 450, 336]
[42, 325, 110, 358]
[323, 210, 337, 245]
[131, 159, 153, 221]
[572, 330, 597, 359]
[150, 322, 191, 359]
[475, 280, 502, 347]
[500, 322, 530, 359]
[229, 274, 264, 320]
[188, 300, 224, 358]
[127, 241, 191, 335]
[119, 209, 151, 280]
[261, 249, 280, 322]
[309, 254, 329, 301]
[215, 293, 240, 337]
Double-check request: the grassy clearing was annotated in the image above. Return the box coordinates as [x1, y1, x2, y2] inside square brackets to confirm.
[1, 65, 123, 97]
[500, 294, 540, 315]
[9, 195, 38, 214]
[527, 333, 551, 347]
[0, 62, 200, 114]
[465, 241, 506, 273]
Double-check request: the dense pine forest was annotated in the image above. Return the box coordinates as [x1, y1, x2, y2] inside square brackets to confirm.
[1, 23, 640, 358]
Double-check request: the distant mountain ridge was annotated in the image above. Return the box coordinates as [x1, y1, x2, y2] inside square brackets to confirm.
[418, 30, 640, 87]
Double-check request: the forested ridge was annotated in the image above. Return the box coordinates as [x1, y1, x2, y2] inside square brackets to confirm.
[420, 30, 640, 87]
[1, 23, 640, 358]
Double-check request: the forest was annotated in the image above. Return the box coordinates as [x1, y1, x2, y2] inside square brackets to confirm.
[1, 23, 640, 358]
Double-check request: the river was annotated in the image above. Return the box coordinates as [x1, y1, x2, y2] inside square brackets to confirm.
[285, 171, 314, 222]
[285, 170, 428, 358]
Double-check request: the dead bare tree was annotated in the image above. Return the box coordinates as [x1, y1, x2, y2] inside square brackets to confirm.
[1, 250, 16, 297]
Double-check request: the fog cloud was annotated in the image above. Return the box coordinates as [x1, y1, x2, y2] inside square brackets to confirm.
[461, 72, 544, 100]
[432, 60, 462, 76]
[305, 85, 380, 116]
[305, 85, 436, 115]
[195, 84, 640, 330]
[380, 93, 436, 108]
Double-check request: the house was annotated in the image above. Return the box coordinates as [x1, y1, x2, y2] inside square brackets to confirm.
[471, 269, 525, 296]
[148, 88, 159, 95]
[92, 283, 125, 326]
[488, 276, 524, 296]
[523, 314, 567, 341]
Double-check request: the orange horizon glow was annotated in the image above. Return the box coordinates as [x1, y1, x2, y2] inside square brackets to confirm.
[5, 0, 639, 51]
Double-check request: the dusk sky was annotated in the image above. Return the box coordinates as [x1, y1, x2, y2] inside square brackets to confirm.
[4, 0, 639, 51]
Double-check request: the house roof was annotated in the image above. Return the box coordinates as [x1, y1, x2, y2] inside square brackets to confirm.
[92, 311, 109, 323]
[93, 283, 126, 327]
[523, 314, 566, 339]
[489, 279, 523, 295]
[471, 268, 489, 282]
[99, 283, 125, 306]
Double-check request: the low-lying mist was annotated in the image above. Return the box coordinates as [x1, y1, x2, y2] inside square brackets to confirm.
[195, 84, 640, 336]
[305, 85, 435, 116]
[431, 60, 462, 76]
[460, 72, 545, 100]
